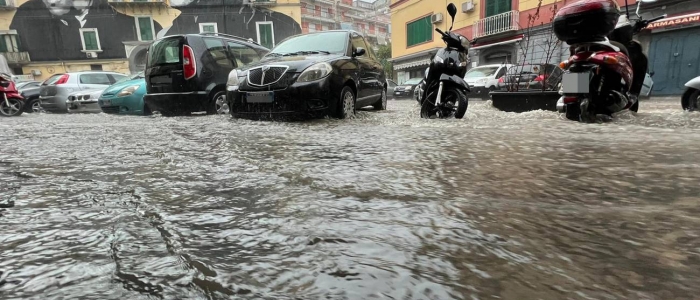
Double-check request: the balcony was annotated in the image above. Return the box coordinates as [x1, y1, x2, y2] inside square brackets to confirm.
[301, 8, 337, 23]
[472, 10, 520, 39]
[248, 0, 277, 6]
[107, 0, 167, 6]
[2, 51, 30, 64]
[0, 0, 17, 10]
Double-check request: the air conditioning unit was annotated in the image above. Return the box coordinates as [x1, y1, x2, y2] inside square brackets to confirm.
[31, 69, 42, 76]
[86, 52, 98, 59]
[462, 1, 474, 12]
[431, 13, 443, 24]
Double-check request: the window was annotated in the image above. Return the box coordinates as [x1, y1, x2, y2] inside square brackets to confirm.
[199, 23, 218, 33]
[203, 38, 232, 68]
[149, 37, 181, 66]
[0, 34, 20, 52]
[109, 74, 127, 83]
[406, 15, 432, 47]
[496, 66, 507, 78]
[80, 28, 101, 51]
[79, 73, 111, 85]
[227, 42, 261, 67]
[90, 64, 102, 71]
[256, 22, 275, 49]
[135, 16, 155, 41]
[486, 0, 512, 17]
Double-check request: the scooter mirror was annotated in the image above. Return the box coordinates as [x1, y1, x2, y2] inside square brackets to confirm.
[635, 0, 655, 17]
[447, 3, 457, 30]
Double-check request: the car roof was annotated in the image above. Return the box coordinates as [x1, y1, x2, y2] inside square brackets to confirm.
[158, 33, 268, 49]
[54, 71, 125, 75]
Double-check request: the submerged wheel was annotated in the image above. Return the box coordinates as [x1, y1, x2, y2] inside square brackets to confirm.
[373, 88, 387, 110]
[24, 99, 42, 113]
[0, 98, 24, 117]
[421, 88, 467, 119]
[454, 89, 468, 119]
[681, 88, 700, 111]
[335, 86, 355, 119]
[630, 100, 639, 113]
[206, 91, 227, 115]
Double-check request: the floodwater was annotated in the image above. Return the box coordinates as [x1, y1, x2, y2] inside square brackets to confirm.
[1, 99, 700, 300]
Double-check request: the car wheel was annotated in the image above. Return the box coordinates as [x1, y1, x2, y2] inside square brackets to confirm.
[373, 88, 387, 110]
[681, 88, 700, 111]
[206, 91, 226, 115]
[25, 99, 42, 113]
[336, 86, 355, 119]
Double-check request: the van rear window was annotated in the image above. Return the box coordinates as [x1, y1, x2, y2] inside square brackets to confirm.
[149, 38, 181, 65]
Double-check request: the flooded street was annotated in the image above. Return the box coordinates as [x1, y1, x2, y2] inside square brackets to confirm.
[2, 99, 700, 300]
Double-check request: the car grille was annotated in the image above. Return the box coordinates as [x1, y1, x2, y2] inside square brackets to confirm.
[247, 66, 288, 87]
[101, 106, 120, 114]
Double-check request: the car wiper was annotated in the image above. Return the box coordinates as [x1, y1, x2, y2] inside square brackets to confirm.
[283, 50, 331, 56]
[266, 53, 285, 57]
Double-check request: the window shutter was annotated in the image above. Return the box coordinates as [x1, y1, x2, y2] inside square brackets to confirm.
[0, 36, 7, 53]
[138, 18, 153, 41]
[486, 0, 497, 17]
[496, 0, 511, 15]
[406, 16, 432, 47]
[83, 31, 98, 50]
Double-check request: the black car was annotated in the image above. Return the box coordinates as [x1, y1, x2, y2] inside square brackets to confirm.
[19, 86, 42, 113]
[144, 33, 269, 116]
[226, 30, 386, 119]
[498, 64, 563, 91]
[393, 78, 422, 99]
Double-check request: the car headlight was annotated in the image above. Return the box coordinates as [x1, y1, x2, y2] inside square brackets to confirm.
[117, 85, 140, 97]
[298, 62, 332, 83]
[227, 69, 240, 86]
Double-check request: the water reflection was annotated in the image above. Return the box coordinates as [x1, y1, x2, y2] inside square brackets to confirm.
[1, 100, 699, 299]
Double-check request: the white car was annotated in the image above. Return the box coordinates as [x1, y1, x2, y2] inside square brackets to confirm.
[464, 64, 513, 98]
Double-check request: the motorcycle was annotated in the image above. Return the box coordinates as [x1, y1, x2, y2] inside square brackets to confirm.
[418, 3, 471, 119]
[681, 76, 700, 111]
[553, 0, 666, 122]
[0, 72, 24, 117]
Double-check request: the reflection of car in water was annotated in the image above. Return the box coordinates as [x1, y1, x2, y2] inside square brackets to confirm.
[99, 72, 150, 115]
[144, 33, 269, 116]
[498, 64, 563, 91]
[39, 72, 127, 113]
[227, 30, 387, 120]
[463, 64, 512, 98]
[393, 78, 422, 99]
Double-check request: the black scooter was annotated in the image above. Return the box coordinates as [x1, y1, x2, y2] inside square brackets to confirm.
[417, 3, 471, 119]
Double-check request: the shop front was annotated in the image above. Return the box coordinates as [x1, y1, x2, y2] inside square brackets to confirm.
[390, 48, 440, 84]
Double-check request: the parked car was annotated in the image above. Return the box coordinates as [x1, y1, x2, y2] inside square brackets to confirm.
[682, 75, 700, 111]
[19, 86, 42, 113]
[227, 30, 386, 119]
[393, 78, 422, 99]
[387, 79, 397, 96]
[144, 33, 269, 116]
[39, 71, 127, 113]
[498, 64, 563, 91]
[463, 64, 512, 98]
[99, 72, 149, 115]
[66, 89, 106, 113]
[16, 81, 41, 91]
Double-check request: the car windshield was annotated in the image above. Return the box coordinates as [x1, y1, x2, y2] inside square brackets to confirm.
[465, 67, 500, 78]
[268, 32, 348, 56]
[115, 72, 144, 84]
[403, 78, 422, 85]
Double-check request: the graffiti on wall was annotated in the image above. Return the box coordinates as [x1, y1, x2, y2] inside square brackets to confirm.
[8, 0, 300, 66]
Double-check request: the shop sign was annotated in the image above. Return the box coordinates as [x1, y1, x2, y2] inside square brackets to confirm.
[648, 12, 700, 30]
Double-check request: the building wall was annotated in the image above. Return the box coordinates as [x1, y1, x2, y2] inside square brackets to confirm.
[22, 60, 131, 81]
[390, 0, 482, 59]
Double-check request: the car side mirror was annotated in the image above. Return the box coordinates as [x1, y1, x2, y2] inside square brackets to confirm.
[354, 48, 366, 57]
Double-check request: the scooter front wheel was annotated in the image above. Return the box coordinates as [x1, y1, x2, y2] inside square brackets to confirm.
[0, 97, 24, 117]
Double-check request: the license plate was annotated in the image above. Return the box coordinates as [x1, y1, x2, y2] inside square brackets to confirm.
[562, 72, 590, 93]
[102, 100, 111, 106]
[245, 91, 274, 103]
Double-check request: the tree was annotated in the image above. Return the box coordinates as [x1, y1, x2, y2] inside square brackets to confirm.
[376, 43, 393, 79]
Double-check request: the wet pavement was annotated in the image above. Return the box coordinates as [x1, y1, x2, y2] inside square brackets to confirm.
[1, 99, 700, 300]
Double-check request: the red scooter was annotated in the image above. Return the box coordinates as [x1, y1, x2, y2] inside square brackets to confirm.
[553, 0, 665, 122]
[0, 73, 24, 117]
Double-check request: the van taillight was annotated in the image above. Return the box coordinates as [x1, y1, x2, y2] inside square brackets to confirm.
[55, 74, 70, 85]
[183, 45, 196, 80]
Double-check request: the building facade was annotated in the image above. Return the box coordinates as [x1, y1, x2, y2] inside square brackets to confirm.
[389, 0, 684, 86]
[0, 0, 302, 81]
[299, 0, 391, 50]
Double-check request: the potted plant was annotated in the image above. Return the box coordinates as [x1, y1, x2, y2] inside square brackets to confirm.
[490, 0, 565, 113]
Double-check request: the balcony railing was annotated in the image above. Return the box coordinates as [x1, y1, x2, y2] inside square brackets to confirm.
[473, 10, 520, 39]
[248, 0, 276, 6]
[1, 51, 30, 64]
[0, 0, 17, 10]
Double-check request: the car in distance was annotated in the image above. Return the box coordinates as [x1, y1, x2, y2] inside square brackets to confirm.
[16, 81, 41, 91]
[464, 64, 512, 98]
[39, 71, 127, 113]
[66, 89, 106, 113]
[99, 72, 150, 115]
[386, 79, 397, 96]
[498, 64, 562, 91]
[144, 33, 269, 116]
[227, 30, 386, 119]
[393, 78, 422, 99]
